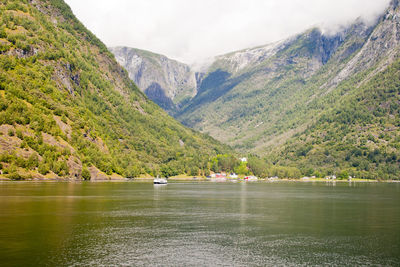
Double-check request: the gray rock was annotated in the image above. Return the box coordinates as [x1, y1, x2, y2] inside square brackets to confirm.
[109, 47, 198, 112]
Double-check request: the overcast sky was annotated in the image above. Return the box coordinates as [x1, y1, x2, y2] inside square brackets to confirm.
[64, 0, 391, 65]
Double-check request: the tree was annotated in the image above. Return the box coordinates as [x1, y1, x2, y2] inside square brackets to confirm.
[234, 162, 249, 175]
[337, 170, 349, 180]
[247, 157, 267, 177]
[124, 165, 141, 178]
[189, 166, 198, 176]
[160, 164, 178, 178]
[26, 153, 39, 169]
[81, 167, 91, 180]
[38, 162, 50, 175]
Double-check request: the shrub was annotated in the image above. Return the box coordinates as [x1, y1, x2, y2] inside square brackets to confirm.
[26, 153, 39, 169]
[16, 129, 23, 139]
[38, 162, 50, 175]
[124, 165, 141, 178]
[53, 160, 69, 176]
[8, 172, 25, 181]
[337, 170, 349, 180]
[81, 167, 91, 180]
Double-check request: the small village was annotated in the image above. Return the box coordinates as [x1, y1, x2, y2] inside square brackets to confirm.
[207, 172, 259, 182]
[206, 157, 259, 182]
[203, 157, 356, 183]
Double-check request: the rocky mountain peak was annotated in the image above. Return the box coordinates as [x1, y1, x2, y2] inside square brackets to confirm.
[110, 47, 198, 112]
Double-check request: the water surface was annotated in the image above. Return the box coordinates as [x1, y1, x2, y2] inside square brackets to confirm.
[0, 181, 399, 266]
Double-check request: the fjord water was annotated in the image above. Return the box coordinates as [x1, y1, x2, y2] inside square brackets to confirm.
[0, 182, 399, 266]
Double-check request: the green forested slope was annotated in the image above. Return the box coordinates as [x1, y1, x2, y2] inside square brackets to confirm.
[0, 0, 229, 180]
[273, 59, 400, 180]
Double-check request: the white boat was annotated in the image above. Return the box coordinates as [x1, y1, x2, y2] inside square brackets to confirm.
[153, 177, 168, 184]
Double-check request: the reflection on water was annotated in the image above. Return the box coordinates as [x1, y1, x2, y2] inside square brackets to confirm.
[0, 182, 399, 266]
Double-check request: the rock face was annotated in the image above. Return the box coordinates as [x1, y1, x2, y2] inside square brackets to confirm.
[110, 47, 198, 112]
[88, 166, 109, 181]
[323, 1, 400, 89]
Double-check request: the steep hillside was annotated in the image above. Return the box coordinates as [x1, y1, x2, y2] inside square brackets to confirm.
[176, 21, 376, 151]
[274, 58, 400, 179]
[110, 46, 198, 112]
[0, 0, 230, 180]
[176, 2, 398, 145]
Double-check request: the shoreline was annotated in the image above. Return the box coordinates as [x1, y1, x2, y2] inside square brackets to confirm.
[0, 176, 398, 183]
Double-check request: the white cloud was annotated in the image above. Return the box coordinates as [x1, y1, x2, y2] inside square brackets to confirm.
[64, 0, 391, 64]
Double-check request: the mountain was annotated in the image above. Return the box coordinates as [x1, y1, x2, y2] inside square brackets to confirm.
[174, 0, 400, 179]
[0, 0, 230, 180]
[176, 21, 375, 150]
[275, 58, 400, 180]
[111, 1, 399, 179]
[110, 46, 198, 112]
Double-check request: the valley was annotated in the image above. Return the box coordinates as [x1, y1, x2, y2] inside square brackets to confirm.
[112, 0, 400, 180]
[0, 0, 399, 180]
